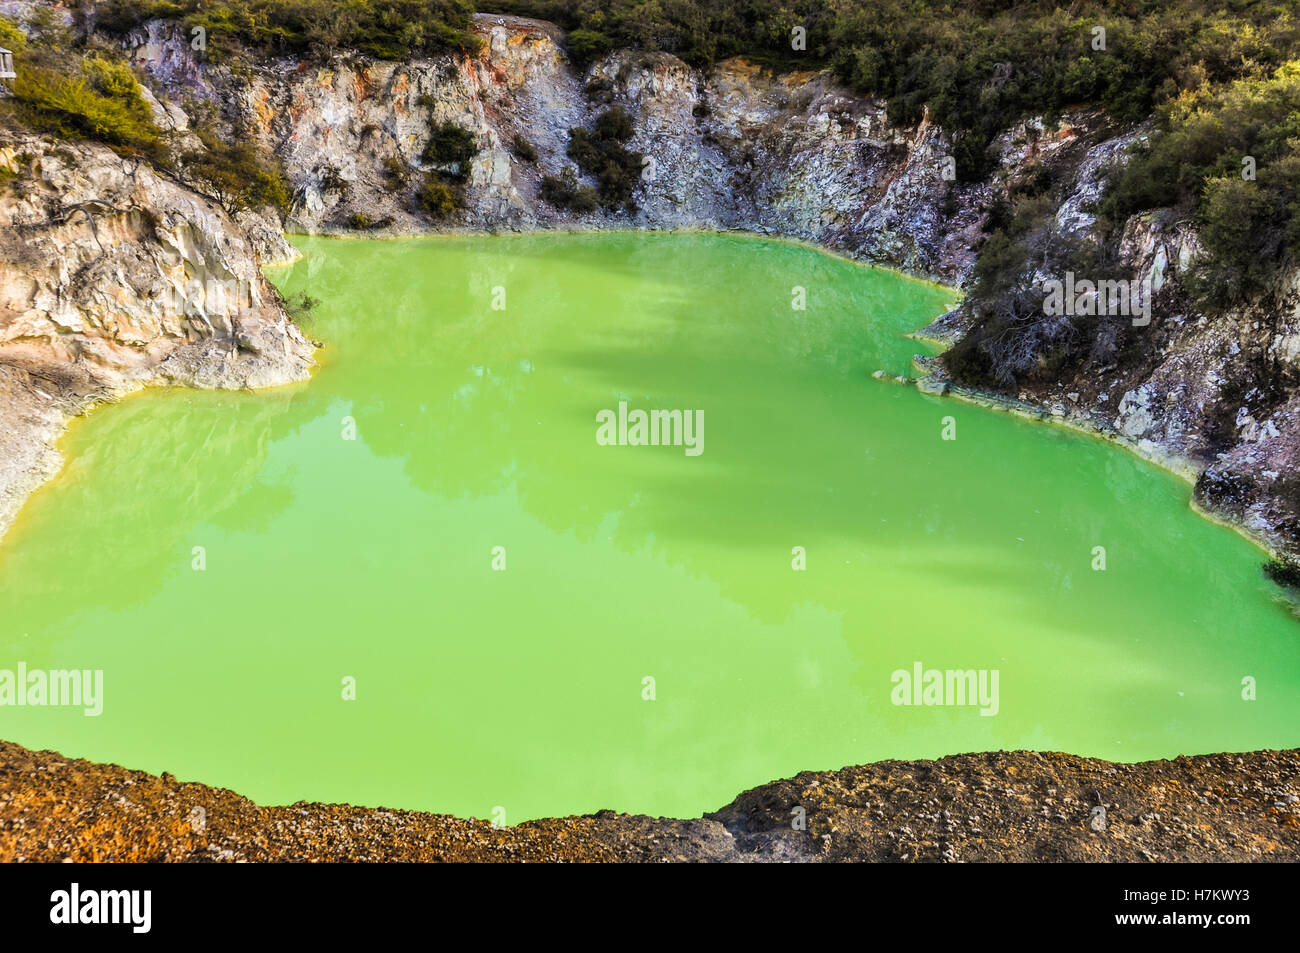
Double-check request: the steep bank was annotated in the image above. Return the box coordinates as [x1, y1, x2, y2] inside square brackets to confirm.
[114, 13, 1300, 560]
[1, 10, 1135, 550]
[0, 8, 1298, 864]
[2, 739, 1297, 861]
[916, 133, 1300, 562]
[0, 10, 1295, 568]
[0, 132, 315, 542]
[125, 13, 1100, 285]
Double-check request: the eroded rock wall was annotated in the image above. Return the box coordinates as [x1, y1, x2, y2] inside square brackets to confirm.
[126, 14, 1039, 285]
[0, 135, 315, 539]
[918, 120, 1300, 555]
[2, 10, 1296, 560]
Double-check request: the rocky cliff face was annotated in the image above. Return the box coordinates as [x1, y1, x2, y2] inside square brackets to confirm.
[917, 119, 1300, 556]
[0, 11, 1101, 543]
[126, 13, 1043, 284]
[2, 11, 1297, 561]
[0, 135, 315, 540]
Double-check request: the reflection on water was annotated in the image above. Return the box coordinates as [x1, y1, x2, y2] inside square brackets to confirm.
[0, 232, 1296, 822]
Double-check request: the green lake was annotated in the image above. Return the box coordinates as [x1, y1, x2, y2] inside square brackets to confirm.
[1, 232, 1297, 822]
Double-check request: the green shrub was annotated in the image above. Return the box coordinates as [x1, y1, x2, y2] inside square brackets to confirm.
[346, 212, 374, 228]
[421, 121, 478, 169]
[565, 106, 641, 211]
[594, 104, 634, 141]
[484, 1, 1300, 180]
[1264, 557, 1300, 589]
[941, 190, 1127, 391]
[510, 133, 538, 163]
[540, 167, 599, 213]
[20, 6, 72, 50]
[184, 128, 293, 214]
[96, 0, 483, 61]
[319, 165, 348, 193]
[417, 175, 463, 219]
[283, 292, 320, 323]
[382, 156, 408, 189]
[0, 14, 27, 53]
[9, 56, 164, 159]
[1100, 62, 1300, 311]
[583, 76, 614, 103]
[566, 28, 614, 66]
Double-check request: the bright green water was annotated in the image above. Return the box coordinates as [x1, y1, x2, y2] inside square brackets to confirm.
[1, 233, 1297, 822]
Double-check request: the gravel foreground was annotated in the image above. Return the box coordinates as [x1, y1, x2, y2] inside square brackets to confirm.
[1, 740, 1298, 862]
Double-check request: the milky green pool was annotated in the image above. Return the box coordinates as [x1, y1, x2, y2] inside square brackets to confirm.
[1, 233, 1297, 822]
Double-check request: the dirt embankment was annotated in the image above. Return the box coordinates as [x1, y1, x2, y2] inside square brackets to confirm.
[2, 740, 1297, 862]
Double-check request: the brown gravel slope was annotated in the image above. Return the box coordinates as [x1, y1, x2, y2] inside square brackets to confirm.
[1, 740, 1297, 862]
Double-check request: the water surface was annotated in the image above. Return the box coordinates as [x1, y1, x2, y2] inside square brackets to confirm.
[1, 233, 1297, 821]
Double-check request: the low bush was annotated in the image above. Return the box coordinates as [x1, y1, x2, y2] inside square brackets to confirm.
[96, 0, 483, 62]
[282, 292, 320, 323]
[539, 167, 599, 213]
[1263, 557, 1300, 589]
[8, 51, 164, 160]
[565, 105, 641, 211]
[0, 13, 27, 53]
[417, 175, 463, 219]
[184, 128, 293, 214]
[566, 28, 614, 66]
[382, 156, 408, 189]
[421, 121, 478, 172]
[510, 133, 538, 163]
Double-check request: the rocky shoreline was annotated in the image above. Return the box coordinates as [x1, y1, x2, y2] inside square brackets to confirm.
[2, 6, 1299, 865]
[2, 739, 1297, 862]
[0, 132, 316, 543]
[4, 10, 1298, 562]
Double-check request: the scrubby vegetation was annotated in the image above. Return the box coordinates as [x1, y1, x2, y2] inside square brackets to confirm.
[0, 10, 291, 217]
[71, 0, 1300, 296]
[536, 106, 642, 213]
[485, 1, 1300, 345]
[1, 12, 165, 161]
[282, 291, 320, 323]
[381, 155, 409, 189]
[1103, 63, 1300, 310]
[9, 57, 163, 158]
[415, 121, 477, 219]
[417, 175, 463, 219]
[183, 127, 293, 214]
[422, 121, 478, 168]
[488, 2, 1300, 176]
[96, 0, 482, 61]
[510, 133, 538, 163]
[946, 50, 1300, 393]
[1264, 556, 1300, 588]
[539, 166, 599, 213]
[563, 105, 641, 211]
[0, 11, 27, 52]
